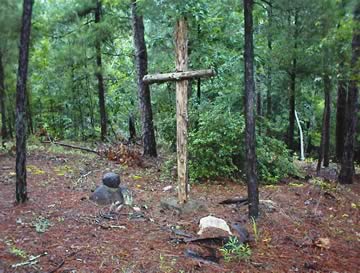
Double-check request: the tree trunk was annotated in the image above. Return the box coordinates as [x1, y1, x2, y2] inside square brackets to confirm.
[131, 0, 157, 157]
[316, 74, 331, 173]
[0, 51, 8, 144]
[336, 66, 347, 162]
[288, 11, 298, 151]
[244, 0, 259, 219]
[128, 113, 136, 143]
[339, 3, 360, 184]
[15, 0, 33, 203]
[26, 88, 33, 135]
[323, 75, 331, 167]
[95, 0, 107, 141]
[266, 2, 273, 118]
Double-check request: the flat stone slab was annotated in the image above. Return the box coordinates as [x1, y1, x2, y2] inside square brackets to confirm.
[102, 172, 121, 188]
[160, 197, 208, 214]
[90, 185, 124, 205]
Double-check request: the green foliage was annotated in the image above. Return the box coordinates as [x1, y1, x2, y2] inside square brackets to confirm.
[256, 136, 299, 184]
[32, 216, 51, 233]
[220, 237, 251, 262]
[188, 103, 245, 181]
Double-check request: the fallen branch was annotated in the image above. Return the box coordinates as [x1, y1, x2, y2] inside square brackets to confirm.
[11, 252, 47, 268]
[47, 259, 65, 273]
[42, 141, 98, 154]
[219, 197, 248, 205]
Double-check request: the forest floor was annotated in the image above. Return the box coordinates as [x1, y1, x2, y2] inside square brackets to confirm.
[0, 143, 359, 273]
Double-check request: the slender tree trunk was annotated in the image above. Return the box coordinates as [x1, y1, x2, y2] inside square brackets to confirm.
[0, 51, 8, 144]
[339, 3, 360, 184]
[266, 1, 273, 118]
[244, 0, 259, 219]
[15, 0, 33, 203]
[131, 0, 157, 157]
[316, 74, 331, 173]
[26, 88, 33, 135]
[336, 65, 347, 162]
[128, 113, 136, 143]
[288, 11, 298, 151]
[323, 75, 331, 167]
[95, 0, 107, 141]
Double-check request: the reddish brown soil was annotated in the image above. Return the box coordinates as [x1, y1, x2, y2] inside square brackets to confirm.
[0, 149, 359, 273]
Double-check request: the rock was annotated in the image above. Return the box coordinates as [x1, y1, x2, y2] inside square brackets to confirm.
[160, 197, 208, 214]
[102, 172, 121, 188]
[231, 223, 249, 243]
[198, 215, 232, 236]
[90, 185, 124, 205]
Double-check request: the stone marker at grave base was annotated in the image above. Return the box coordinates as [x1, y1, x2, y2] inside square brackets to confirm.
[160, 197, 208, 214]
[90, 172, 125, 205]
[102, 172, 121, 188]
[90, 185, 124, 205]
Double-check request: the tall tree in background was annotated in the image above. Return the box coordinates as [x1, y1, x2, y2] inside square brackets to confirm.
[244, 0, 259, 218]
[94, 0, 107, 141]
[339, 2, 359, 184]
[131, 0, 157, 157]
[15, 0, 33, 203]
[0, 51, 7, 145]
[335, 1, 348, 162]
[317, 73, 331, 173]
[287, 10, 298, 152]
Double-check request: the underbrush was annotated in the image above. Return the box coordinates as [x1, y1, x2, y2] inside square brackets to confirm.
[158, 103, 298, 184]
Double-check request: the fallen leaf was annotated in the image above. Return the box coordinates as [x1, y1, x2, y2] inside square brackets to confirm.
[314, 238, 330, 249]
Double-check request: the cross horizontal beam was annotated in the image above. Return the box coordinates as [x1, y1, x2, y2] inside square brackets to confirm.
[143, 69, 215, 84]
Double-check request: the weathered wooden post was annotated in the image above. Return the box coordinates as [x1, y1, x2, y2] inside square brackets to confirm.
[143, 18, 215, 204]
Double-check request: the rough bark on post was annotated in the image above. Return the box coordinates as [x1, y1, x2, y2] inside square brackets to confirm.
[0, 51, 8, 144]
[143, 70, 214, 84]
[244, 0, 259, 219]
[15, 0, 33, 203]
[95, 0, 107, 141]
[131, 0, 157, 157]
[339, 2, 359, 184]
[175, 18, 189, 204]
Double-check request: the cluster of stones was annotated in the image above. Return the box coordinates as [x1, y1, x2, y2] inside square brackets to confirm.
[90, 172, 124, 205]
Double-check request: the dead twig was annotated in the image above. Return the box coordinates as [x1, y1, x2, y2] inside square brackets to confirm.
[47, 259, 65, 273]
[42, 141, 98, 154]
[11, 252, 47, 268]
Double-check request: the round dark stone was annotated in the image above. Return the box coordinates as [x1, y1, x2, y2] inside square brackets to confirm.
[102, 172, 121, 188]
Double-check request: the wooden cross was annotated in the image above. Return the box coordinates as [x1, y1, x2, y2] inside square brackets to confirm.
[143, 18, 215, 204]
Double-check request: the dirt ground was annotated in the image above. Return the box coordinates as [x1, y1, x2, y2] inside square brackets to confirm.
[0, 146, 359, 273]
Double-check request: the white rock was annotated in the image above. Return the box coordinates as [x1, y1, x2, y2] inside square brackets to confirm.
[197, 215, 232, 235]
[162, 185, 173, 192]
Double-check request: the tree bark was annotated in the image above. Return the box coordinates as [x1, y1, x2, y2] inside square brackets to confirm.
[131, 0, 157, 157]
[244, 0, 259, 219]
[323, 75, 331, 167]
[266, 1, 273, 118]
[0, 51, 8, 144]
[95, 0, 107, 141]
[336, 65, 347, 162]
[128, 113, 136, 143]
[15, 0, 33, 203]
[175, 18, 189, 204]
[143, 69, 215, 84]
[339, 3, 359, 184]
[317, 74, 331, 173]
[288, 11, 298, 151]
